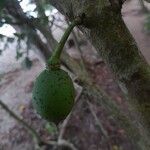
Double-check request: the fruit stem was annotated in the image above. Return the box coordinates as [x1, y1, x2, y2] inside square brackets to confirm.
[47, 18, 82, 69]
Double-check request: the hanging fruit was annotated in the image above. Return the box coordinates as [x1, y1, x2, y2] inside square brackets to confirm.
[32, 18, 81, 124]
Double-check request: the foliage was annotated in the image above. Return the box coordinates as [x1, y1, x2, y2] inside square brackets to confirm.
[0, 0, 55, 69]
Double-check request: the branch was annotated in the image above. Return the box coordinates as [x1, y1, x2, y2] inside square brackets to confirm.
[5, 0, 74, 72]
[58, 86, 82, 141]
[86, 100, 108, 138]
[0, 99, 42, 145]
[0, 99, 78, 150]
[57, 139, 78, 150]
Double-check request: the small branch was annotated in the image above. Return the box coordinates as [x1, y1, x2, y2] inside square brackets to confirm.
[54, 87, 83, 150]
[58, 86, 82, 141]
[0, 99, 78, 150]
[86, 100, 108, 138]
[0, 100, 42, 145]
[44, 139, 78, 150]
[58, 139, 78, 150]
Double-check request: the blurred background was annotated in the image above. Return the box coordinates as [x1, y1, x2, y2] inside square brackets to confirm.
[0, 0, 150, 150]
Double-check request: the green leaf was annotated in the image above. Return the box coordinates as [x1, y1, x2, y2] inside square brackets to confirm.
[45, 122, 58, 134]
[21, 57, 32, 70]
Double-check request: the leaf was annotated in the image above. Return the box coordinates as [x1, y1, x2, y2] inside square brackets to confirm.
[4, 16, 13, 23]
[16, 51, 23, 60]
[21, 57, 32, 70]
[14, 33, 26, 40]
[0, 21, 4, 27]
[45, 122, 58, 134]
[7, 37, 15, 43]
[0, 49, 2, 55]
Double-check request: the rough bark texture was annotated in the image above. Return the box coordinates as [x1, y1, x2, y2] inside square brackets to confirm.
[49, 0, 150, 133]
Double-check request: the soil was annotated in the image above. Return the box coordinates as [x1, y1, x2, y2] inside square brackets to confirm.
[0, 0, 150, 150]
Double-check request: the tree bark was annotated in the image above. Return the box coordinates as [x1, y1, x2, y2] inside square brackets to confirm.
[49, 0, 150, 132]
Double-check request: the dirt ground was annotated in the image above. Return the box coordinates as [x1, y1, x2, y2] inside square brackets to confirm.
[0, 0, 150, 150]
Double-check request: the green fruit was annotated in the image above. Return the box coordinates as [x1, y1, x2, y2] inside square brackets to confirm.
[32, 68, 75, 123]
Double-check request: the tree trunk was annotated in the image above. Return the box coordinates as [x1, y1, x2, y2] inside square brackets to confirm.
[49, 0, 150, 133]
[71, 82, 150, 149]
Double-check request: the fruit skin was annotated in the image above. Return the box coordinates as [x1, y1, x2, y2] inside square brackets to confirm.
[32, 69, 75, 123]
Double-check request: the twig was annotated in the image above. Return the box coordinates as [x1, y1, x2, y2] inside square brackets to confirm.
[86, 100, 108, 138]
[44, 139, 78, 150]
[58, 139, 78, 150]
[55, 87, 82, 150]
[58, 86, 83, 140]
[0, 100, 42, 145]
[0, 99, 77, 150]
